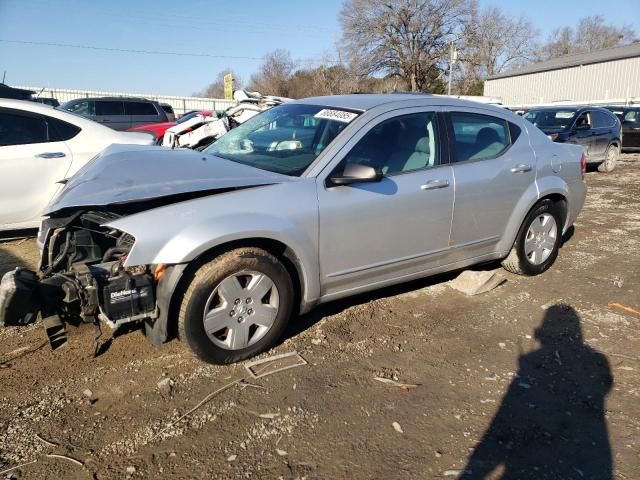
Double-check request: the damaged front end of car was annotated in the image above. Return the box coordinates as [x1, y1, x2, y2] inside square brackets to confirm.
[0, 210, 160, 350]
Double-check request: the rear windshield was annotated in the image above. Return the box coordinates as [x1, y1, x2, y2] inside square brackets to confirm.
[524, 110, 576, 130]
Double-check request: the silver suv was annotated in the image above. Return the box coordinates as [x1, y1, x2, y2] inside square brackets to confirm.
[1, 95, 587, 364]
[61, 97, 168, 130]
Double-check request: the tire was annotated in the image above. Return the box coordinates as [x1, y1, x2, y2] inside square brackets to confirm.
[597, 144, 619, 173]
[501, 199, 563, 276]
[178, 247, 294, 364]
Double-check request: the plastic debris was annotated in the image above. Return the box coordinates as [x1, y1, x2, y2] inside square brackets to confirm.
[244, 351, 307, 379]
[392, 422, 403, 433]
[373, 377, 419, 391]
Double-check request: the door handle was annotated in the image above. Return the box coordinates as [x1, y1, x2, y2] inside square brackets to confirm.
[511, 164, 532, 173]
[35, 152, 66, 158]
[102, 119, 111, 123]
[420, 179, 450, 190]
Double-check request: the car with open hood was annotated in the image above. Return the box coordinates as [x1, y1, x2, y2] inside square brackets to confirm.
[0, 94, 587, 364]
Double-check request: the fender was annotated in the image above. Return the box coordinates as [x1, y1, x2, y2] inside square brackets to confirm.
[105, 181, 321, 310]
[496, 175, 569, 254]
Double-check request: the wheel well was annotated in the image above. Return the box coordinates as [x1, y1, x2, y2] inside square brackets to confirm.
[538, 194, 568, 226]
[166, 238, 305, 339]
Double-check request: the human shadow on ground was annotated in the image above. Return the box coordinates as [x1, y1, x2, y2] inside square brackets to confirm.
[459, 305, 613, 480]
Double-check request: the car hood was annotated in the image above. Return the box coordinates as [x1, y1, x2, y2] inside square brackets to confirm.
[45, 144, 291, 214]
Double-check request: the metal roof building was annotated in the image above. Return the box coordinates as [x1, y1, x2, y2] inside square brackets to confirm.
[484, 43, 640, 106]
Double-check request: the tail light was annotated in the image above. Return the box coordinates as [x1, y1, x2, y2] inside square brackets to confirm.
[580, 151, 587, 180]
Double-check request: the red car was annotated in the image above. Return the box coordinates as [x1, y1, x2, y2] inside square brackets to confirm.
[127, 111, 214, 143]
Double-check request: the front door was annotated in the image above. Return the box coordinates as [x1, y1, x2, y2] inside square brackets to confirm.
[570, 111, 595, 159]
[445, 109, 537, 262]
[0, 109, 72, 228]
[316, 109, 454, 299]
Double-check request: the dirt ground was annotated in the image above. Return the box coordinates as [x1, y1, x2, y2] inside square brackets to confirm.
[0, 155, 638, 480]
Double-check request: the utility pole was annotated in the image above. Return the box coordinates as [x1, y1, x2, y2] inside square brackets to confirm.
[447, 42, 457, 96]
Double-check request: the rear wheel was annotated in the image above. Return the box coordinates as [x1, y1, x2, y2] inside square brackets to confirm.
[178, 248, 294, 364]
[597, 144, 619, 172]
[502, 200, 563, 276]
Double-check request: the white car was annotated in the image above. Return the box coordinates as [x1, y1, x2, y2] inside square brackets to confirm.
[0, 99, 155, 231]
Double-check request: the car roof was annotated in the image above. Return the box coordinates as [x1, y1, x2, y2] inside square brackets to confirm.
[527, 105, 615, 113]
[291, 93, 506, 113]
[65, 97, 157, 103]
[0, 98, 118, 131]
[0, 97, 60, 113]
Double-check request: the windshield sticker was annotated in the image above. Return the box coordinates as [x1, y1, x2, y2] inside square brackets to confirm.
[314, 109, 358, 123]
[555, 112, 575, 119]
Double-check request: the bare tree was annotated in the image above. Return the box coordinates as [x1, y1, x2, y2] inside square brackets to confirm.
[196, 69, 243, 98]
[463, 6, 538, 77]
[340, 0, 472, 92]
[452, 4, 537, 94]
[248, 49, 297, 97]
[539, 16, 636, 60]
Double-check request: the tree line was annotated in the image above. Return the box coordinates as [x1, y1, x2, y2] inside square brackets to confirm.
[197, 0, 637, 99]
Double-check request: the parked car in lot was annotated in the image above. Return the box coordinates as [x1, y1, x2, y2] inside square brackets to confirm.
[603, 106, 640, 151]
[523, 106, 621, 172]
[0, 99, 155, 231]
[61, 97, 168, 131]
[126, 110, 214, 143]
[0, 95, 586, 365]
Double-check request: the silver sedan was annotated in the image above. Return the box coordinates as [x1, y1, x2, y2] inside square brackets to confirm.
[2, 94, 587, 364]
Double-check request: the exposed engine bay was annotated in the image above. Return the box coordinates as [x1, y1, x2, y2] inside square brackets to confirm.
[0, 211, 158, 350]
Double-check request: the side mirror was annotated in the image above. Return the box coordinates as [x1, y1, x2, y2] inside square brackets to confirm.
[327, 162, 382, 187]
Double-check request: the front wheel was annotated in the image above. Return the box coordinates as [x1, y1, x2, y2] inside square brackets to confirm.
[178, 248, 294, 364]
[502, 200, 563, 276]
[597, 144, 619, 172]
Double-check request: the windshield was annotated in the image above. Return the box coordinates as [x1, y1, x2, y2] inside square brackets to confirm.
[204, 104, 359, 176]
[524, 109, 576, 130]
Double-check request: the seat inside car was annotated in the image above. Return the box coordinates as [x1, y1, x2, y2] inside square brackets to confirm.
[384, 135, 431, 174]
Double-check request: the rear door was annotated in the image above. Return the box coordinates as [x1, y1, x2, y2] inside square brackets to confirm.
[94, 100, 129, 130]
[444, 109, 536, 263]
[0, 108, 72, 228]
[591, 110, 616, 158]
[125, 101, 164, 127]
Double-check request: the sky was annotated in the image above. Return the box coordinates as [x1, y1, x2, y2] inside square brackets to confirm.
[0, 0, 638, 96]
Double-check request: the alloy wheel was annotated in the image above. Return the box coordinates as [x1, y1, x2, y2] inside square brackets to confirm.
[202, 270, 280, 350]
[524, 213, 557, 265]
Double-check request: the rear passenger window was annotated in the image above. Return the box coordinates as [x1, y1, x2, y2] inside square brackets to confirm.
[341, 112, 440, 175]
[48, 116, 81, 141]
[0, 112, 49, 146]
[95, 101, 125, 116]
[592, 111, 615, 128]
[450, 113, 509, 162]
[125, 102, 158, 115]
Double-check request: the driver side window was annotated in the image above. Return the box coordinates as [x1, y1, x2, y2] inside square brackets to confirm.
[340, 112, 440, 176]
[575, 112, 592, 129]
